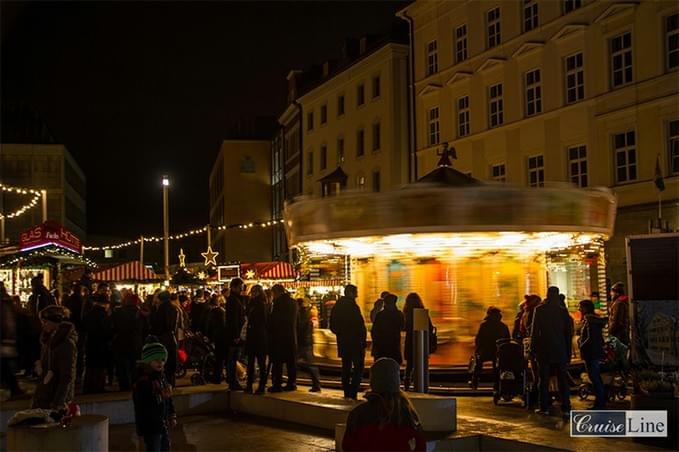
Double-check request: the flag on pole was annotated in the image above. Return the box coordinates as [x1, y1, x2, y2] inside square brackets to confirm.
[655, 154, 666, 192]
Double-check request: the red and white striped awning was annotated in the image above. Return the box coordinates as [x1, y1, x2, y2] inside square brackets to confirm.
[93, 261, 161, 282]
[287, 279, 345, 288]
[240, 261, 296, 281]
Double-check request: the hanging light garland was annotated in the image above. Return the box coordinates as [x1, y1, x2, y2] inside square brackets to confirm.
[0, 184, 43, 220]
[82, 219, 287, 251]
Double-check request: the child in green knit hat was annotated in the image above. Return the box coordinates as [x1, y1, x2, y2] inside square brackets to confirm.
[133, 337, 176, 451]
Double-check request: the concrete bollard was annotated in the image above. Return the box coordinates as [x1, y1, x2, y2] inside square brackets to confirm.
[7, 415, 108, 452]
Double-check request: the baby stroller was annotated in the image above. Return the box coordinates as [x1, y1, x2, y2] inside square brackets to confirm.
[493, 338, 528, 407]
[176, 331, 217, 385]
[578, 336, 630, 402]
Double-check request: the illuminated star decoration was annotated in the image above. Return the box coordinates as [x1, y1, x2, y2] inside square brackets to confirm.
[197, 271, 207, 280]
[201, 246, 219, 266]
[245, 269, 256, 280]
[178, 248, 187, 268]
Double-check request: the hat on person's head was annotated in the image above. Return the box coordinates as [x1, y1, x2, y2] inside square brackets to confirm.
[157, 290, 171, 303]
[611, 282, 625, 294]
[40, 305, 69, 323]
[230, 278, 244, 289]
[384, 293, 398, 305]
[579, 299, 595, 313]
[547, 286, 560, 297]
[370, 358, 401, 394]
[344, 284, 357, 297]
[380, 291, 390, 299]
[141, 340, 168, 364]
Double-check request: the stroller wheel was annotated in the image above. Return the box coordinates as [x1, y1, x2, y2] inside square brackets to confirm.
[190, 373, 205, 386]
[176, 364, 187, 379]
[578, 385, 590, 401]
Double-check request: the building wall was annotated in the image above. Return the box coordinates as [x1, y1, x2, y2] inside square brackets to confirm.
[298, 43, 410, 196]
[209, 140, 273, 263]
[403, 0, 679, 284]
[1, 143, 87, 241]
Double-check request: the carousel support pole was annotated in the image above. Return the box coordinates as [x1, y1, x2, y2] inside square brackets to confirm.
[41, 190, 47, 222]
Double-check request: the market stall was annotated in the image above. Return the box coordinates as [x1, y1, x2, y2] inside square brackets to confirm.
[92, 260, 163, 296]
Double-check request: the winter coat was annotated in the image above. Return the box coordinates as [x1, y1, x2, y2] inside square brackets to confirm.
[225, 294, 246, 345]
[111, 305, 146, 358]
[343, 394, 426, 452]
[205, 306, 225, 346]
[28, 286, 55, 317]
[369, 299, 384, 324]
[190, 300, 210, 333]
[330, 296, 367, 358]
[63, 293, 85, 331]
[578, 314, 607, 362]
[151, 301, 179, 352]
[529, 295, 573, 364]
[83, 304, 112, 368]
[475, 312, 510, 361]
[133, 364, 176, 436]
[297, 305, 314, 349]
[246, 295, 268, 354]
[371, 305, 405, 364]
[32, 322, 77, 409]
[403, 307, 433, 362]
[268, 293, 298, 360]
[1, 295, 17, 358]
[608, 295, 630, 345]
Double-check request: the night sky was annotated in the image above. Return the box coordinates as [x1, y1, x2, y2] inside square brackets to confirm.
[1, 1, 408, 244]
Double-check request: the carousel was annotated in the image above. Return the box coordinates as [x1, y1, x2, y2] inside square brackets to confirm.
[284, 146, 617, 366]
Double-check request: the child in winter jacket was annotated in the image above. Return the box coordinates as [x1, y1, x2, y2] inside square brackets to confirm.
[133, 338, 176, 452]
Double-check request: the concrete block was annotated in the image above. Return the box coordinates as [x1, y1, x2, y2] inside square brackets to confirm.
[7, 415, 108, 452]
[409, 394, 457, 432]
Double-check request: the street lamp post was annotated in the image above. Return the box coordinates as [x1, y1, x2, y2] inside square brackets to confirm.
[162, 176, 170, 281]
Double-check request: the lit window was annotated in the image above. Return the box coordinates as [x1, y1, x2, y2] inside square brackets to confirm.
[668, 120, 679, 174]
[320, 104, 327, 125]
[372, 170, 381, 193]
[357, 129, 365, 157]
[610, 32, 633, 87]
[372, 76, 381, 98]
[307, 111, 314, 131]
[457, 96, 470, 137]
[613, 131, 637, 184]
[565, 52, 584, 104]
[372, 122, 381, 151]
[320, 144, 327, 170]
[426, 40, 438, 76]
[337, 137, 345, 164]
[563, 0, 582, 14]
[455, 25, 468, 63]
[523, 0, 538, 32]
[487, 7, 501, 49]
[337, 94, 345, 116]
[491, 164, 506, 182]
[528, 155, 544, 187]
[666, 13, 679, 70]
[427, 107, 440, 146]
[525, 69, 542, 117]
[488, 83, 504, 128]
[357, 84, 365, 106]
[568, 145, 588, 187]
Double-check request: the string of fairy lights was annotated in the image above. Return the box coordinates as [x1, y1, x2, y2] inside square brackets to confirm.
[0, 184, 43, 220]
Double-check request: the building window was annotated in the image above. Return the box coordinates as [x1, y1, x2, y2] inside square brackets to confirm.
[457, 96, 470, 137]
[337, 137, 345, 164]
[306, 150, 313, 175]
[610, 32, 633, 87]
[372, 122, 381, 151]
[528, 155, 544, 187]
[357, 174, 366, 190]
[669, 120, 679, 174]
[666, 13, 679, 70]
[613, 131, 637, 184]
[455, 24, 468, 63]
[488, 83, 504, 128]
[563, 0, 582, 14]
[427, 107, 440, 146]
[372, 170, 381, 192]
[357, 128, 365, 157]
[568, 145, 588, 187]
[565, 52, 585, 104]
[487, 7, 501, 49]
[357, 84, 365, 106]
[372, 76, 381, 98]
[491, 163, 506, 182]
[523, 0, 538, 32]
[426, 40, 438, 76]
[337, 94, 345, 116]
[307, 111, 314, 131]
[320, 144, 327, 170]
[525, 69, 542, 117]
[320, 104, 327, 125]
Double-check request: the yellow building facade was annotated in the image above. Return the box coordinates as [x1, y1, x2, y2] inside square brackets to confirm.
[401, 0, 679, 284]
[298, 42, 410, 197]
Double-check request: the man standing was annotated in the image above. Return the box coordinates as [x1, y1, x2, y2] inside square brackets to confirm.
[224, 278, 246, 390]
[369, 291, 389, 324]
[268, 284, 298, 392]
[190, 289, 208, 334]
[530, 286, 573, 417]
[371, 293, 404, 364]
[82, 292, 112, 393]
[330, 284, 366, 399]
[608, 282, 630, 346]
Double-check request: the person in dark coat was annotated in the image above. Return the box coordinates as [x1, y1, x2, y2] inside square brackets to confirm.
[150, 291, 179, 387]
[297, 298, 321, 392]
[205, 295, 226, 384]
[32, 305, 77, 410]
[268, 284, 298, 392]
[608, 282, 630, 346]
[63, 282, 87, 386]
[245, 285, 269, 394]
[369, 291, 389, 324]
[371, 293, 404, 364]
[330, 284, 366, 399]
[190, 289, 209, 334]
[1, 282, 21, 398]
[470, 306, 510, 389]
[529, 286, 573, 416]
[111, 293, 147, 391]
[28, 274, 55, 316]
[402, 293, 433, 391]
[224, 278, 246, 390]
[578, 299, 607, 410]
[83, 293, 112, 393]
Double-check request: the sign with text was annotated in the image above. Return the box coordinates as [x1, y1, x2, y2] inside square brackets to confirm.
[570, 411, 668, 437]
[19, 221, 82, 254]
[217, 265, 240, 282]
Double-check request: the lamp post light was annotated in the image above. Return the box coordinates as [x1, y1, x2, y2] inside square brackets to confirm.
[162, 175, 170, 282]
